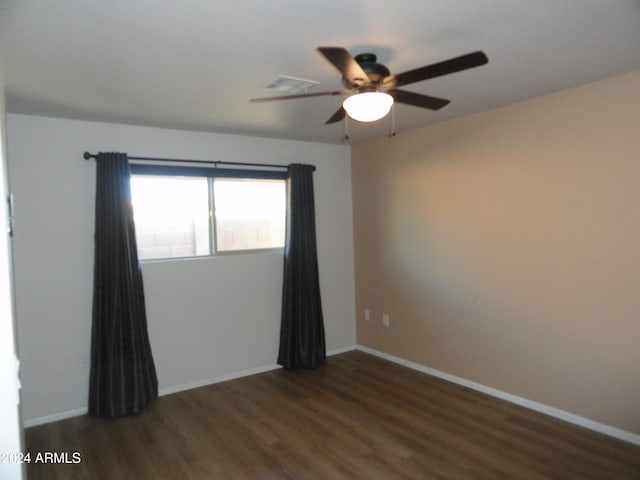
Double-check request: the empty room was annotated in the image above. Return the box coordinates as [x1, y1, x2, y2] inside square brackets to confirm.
[0, 1, 639, 479]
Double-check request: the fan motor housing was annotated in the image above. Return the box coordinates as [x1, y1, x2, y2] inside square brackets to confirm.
[342, 53, 391, 88]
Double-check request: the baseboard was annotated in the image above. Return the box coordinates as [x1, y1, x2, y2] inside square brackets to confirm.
[356, 345, 640, 446]
[161, 345, 358, 396]
[24, 407, 89, 428]
[327, 345, 358, 356]
[24, 363, 283, 428]
[25, 344, 640, 446]
[158, 363, 282, 397]
[23, 346, 358, 428]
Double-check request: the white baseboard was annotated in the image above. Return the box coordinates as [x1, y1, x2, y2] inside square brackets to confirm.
[159, 345, 359, 398]
[327, 345, 358, 356]
[24, 363, 283, 428]
[356, 345, 640, 446]
[35, 342, 637, 446]
[24, 407, 88, 428]
[23, 346, 358, 428]
[158, 363, 282, 397]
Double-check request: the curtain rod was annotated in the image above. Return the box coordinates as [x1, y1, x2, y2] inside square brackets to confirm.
[83, 152, 312, 171]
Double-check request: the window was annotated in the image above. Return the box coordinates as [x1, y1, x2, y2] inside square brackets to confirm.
[214, 178, 286, 252]
[131, 175, 211, 259]
[130, 166, 287, 260]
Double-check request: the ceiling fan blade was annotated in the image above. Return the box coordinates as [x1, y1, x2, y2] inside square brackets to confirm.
[249, 90, 348, 103]
[317, 47, 371, 86]
[386, 51, 489, 88]
[325, 107, 346, 125]
[390, 89, 450, 110]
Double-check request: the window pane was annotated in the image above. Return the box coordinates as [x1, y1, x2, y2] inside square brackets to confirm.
[214, 178, 286, 252]
[130, 175, 210, 260]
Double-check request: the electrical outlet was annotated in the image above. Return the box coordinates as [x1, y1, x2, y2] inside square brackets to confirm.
[364, 309, 370, 321]
[382, 313, 390, 326]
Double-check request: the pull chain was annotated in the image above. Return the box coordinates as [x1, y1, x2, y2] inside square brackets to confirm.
[343, 115, 350, 142]
[389, 104, 396, 138]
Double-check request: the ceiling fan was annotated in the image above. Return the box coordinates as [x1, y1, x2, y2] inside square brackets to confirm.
[250, 47, 489, 124]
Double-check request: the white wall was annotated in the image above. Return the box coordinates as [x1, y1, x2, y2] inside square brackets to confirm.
[0, 64, 26, 479]
[7, 114, 356, 424]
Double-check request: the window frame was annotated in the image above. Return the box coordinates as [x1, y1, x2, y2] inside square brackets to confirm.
[129, 163, 288, 261]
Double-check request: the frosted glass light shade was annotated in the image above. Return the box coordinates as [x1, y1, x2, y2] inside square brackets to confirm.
[343, 92, 394, 122]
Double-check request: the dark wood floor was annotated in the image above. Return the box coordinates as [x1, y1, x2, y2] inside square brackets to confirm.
[25, 350, 640, 479]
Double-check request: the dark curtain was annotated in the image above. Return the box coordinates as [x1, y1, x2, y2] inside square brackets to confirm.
[89, 152, 158, 417]
[278, 164, 326, 369]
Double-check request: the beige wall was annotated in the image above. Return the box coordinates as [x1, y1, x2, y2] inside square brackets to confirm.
[352, 71, 640, 434]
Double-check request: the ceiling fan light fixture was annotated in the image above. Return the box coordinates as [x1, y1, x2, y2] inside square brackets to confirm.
[343, 91, 394, 122]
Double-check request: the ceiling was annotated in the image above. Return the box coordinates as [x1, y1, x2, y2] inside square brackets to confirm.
[1, 1, 639, 145]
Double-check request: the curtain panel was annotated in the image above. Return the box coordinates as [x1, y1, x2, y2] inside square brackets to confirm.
[89, 152, 158, 417]
[278, 164, 326, 369]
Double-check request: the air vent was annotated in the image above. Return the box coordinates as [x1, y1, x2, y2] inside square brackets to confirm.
[262, 75, 319, 94]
